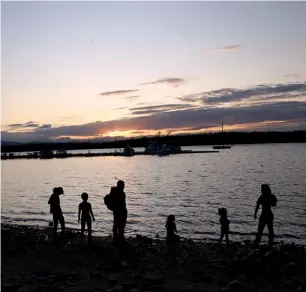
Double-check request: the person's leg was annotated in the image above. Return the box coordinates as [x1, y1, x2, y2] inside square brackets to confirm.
[225, 231, 229, 245]
[113, 212, 118, 241]
[53, 214, 59, 234]
[219, 227, 225, 243]
[59, 215, 65, 233]
[267, 216, 275, 246]
[87, 218, 92, 241]
[256, 216, 266, 246]
[81, 219, 86, 236]
[118, 211, 127, 242]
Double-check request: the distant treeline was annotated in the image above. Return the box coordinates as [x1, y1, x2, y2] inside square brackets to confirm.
[1, 131, 306, 153]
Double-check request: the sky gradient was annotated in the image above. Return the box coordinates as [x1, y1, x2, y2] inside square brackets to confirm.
[2, 1, 306, 142]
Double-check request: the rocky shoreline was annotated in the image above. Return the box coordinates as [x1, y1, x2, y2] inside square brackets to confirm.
[2, 224, 306, 292]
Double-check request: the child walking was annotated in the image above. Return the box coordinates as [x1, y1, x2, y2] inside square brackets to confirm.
[78, 192, 95, 241]
[218, 208, 230, 245]
[166, 215, 180, 244]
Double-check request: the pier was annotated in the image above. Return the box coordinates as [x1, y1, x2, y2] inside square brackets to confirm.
[1, 150, 219, 160]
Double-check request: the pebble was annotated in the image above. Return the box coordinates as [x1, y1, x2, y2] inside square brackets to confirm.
[111, 285, 124, 292]
[220, 288, 233, 292]
[287, 262, 297, 268]
[143, 272, 164, 283]
[1, 284, 18, 292]
[121, 261, 129, 268]
[228, 279, 244, 291]
[108, 278, 118, 286]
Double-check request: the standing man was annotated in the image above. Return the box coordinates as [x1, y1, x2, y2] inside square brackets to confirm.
[113, 180, 127, 243]
[254, 184, 277, 247]
[48, 187, 65, 235]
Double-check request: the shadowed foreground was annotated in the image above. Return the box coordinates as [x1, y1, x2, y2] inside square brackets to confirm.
[1, 225, 306, 292]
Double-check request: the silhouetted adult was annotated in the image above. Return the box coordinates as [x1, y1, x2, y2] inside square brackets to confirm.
[48, 187, 65, 234]
[254, 184, 277, 247]
[112, 180, 128, 243]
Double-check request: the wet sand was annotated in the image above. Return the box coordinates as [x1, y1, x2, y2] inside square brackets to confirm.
[1, 224, 306, 292]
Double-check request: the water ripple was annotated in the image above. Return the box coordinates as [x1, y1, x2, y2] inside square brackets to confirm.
[1, 144, 306, 244]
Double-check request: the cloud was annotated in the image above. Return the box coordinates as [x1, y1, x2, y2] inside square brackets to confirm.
[60, 115, 83, 121]
[130, 103, 196, 115]
[7, 121, 39, 129]
[201, 83, 306, 105]
[39, 124, 52, 129]
[284, 73, 299, 78]
[203, 44, 242, 53]
[123, 95, 140, 100]
[100, 89, 139, 96]
[7, 123, 23, 128]
[176, 94, 202, 103]
[3, 83, 306, 142]
[215, 44, 242, 52]
[177, 83, 306, 105]
[5, 122, 51, 131]
[141, 77, 187, 87]
[2, 100, 306, 143]
[23, 123, 40, 128]
[110, 107, 128, 111]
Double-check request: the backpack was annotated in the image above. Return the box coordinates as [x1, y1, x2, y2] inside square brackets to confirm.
[270, 194, 277, 207]
[104, 187, 117, 211]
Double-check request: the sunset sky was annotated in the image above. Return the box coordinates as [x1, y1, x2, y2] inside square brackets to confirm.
[2, 1, 306, 142]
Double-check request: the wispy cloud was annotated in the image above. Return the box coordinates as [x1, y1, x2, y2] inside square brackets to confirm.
[60, 115, 83, 121]
[204, 44, 242, 53]
[284, 73, 299, 78]
[2, 101, 306, 142]
[3, 83, 306, 142]
[141, 77, 187, 87]
[176, 94, 202, 103]
[216, 44, 242, 52]
[123, 95, 140, 100]
[39, 124, 52, 129]
[176, 82, 306, 105]
[7, 121, 39, 129]
[110, 107, 128, 111]
[5, 122, 52, 131]
[100, 89, 139, 96]
[130, 103, 196, 115]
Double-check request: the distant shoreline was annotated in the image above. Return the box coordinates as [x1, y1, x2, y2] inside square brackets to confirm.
[2, 130, 306, 153]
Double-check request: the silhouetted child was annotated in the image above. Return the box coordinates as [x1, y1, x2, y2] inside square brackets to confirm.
[218, 208, 230, 245]
[78, 192, 95, 240]
[48, 187, 65, 234]
[166, 215, 180, 244]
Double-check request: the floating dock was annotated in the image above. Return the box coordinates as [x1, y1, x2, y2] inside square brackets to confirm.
[1, 150, 219, 160]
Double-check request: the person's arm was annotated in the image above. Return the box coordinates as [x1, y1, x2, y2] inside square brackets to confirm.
[48, 195, 52, 204]
[78, 204, 81, 222]
[174, 223, 178, 233]
[89, 203, 95, 221]
[254, 202, 260, 220]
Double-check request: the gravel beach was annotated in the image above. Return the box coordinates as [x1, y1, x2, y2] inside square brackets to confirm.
[1, 224, 306, 292]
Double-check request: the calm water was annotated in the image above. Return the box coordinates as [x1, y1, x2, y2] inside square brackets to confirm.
[1, 144, 306, 244]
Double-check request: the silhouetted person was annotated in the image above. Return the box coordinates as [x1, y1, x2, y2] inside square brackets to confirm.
[112, 180, 128, 243]
[48, 187, 65, 234]
[78, 192, 95, 241]
[166, 215, 180, 244]
[254, 184, 277, 247]
[218, 208, 230, 245]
